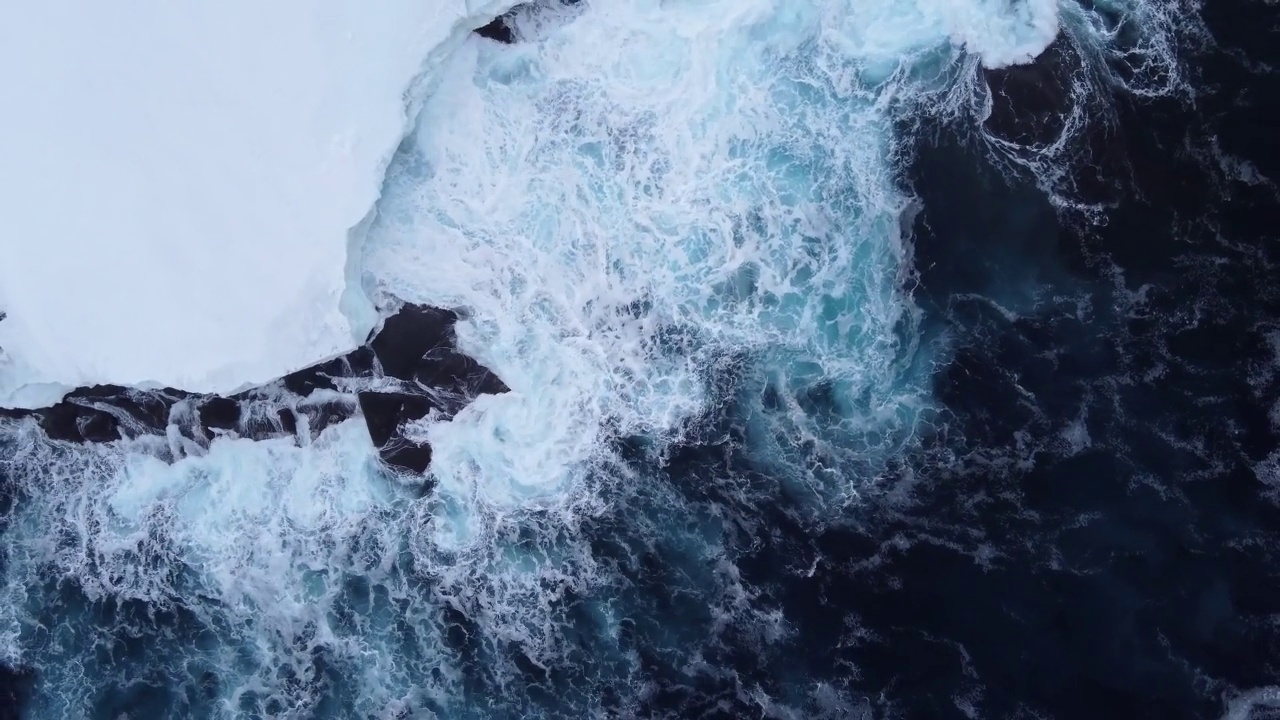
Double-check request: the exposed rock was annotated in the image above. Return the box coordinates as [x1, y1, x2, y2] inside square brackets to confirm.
[297, 396, 361, 440]
[357, 391, 437, 473]
[198, 397, 240, 431]
[277, 407, 299, 436]
[39, 401, 119, 443]
[474, 16, 516, 44]
[370, 305, 460, 380]
[471, 0, 585, 46]
[0, 304, 508, 479]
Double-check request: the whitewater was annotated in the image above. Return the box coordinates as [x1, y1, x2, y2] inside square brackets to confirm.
[0, 0, 1205, 716]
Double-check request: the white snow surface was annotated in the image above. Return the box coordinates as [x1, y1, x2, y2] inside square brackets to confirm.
[0, 0, 516, 408]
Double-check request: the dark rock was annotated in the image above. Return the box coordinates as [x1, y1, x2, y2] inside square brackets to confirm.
[32, 385, 193, 442]
[296, 398, 359, 439]
[342, 346, 379, 377]
[475, 16, 516, 44]
[416, 346, 510, 399]
[1, 303, 509, 479]
[278, 349, 380, 395]
[357, 392, 436, 448]
[198, 397, 240, 431]
[381, 441, 434, 476]
[39, 402, 120, 443]
[282, 364, 337, 395]
[357, 391, 437, 473]
[370, 305, 460, 381]
[277, 408, 298, 436]
[73, 385, 180, 431]
[78, 411, 121, 443]
[240, 409, 289, 442]
[471, 0, 585, 46]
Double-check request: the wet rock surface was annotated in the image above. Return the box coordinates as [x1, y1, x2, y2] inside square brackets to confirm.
[474, 15, 516, 44]
[470, 0, 584, 45]
[0, 304, 508, 476]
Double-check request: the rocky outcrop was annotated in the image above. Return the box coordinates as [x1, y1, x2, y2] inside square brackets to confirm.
[470, 0, 583, 45]
[475, 16, 516, 44]
[0, 304, 507, 477]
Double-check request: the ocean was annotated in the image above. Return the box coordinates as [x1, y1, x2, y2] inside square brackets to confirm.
[2, 0, 1277, 717]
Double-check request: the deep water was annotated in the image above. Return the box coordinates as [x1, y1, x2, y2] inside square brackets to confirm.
[2, 0, 1279, 717]
[859, 0, 1280, 713]
[781, 0, 1280, 715]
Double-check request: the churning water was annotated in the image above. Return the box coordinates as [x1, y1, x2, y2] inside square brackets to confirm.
[5, 0, 1277, 716]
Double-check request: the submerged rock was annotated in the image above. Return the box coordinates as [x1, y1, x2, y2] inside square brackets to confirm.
[0, 304, 508, 478]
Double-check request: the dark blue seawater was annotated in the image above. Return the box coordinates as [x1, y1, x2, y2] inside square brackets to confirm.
[2, 0, 1278, 717]
[860, 1, 1280, 713]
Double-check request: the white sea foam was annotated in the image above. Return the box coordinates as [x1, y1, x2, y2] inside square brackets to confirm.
[361, 0, 954, 505]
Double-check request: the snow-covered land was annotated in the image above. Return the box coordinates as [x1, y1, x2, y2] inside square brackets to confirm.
[0, 0, 515, 408]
